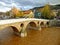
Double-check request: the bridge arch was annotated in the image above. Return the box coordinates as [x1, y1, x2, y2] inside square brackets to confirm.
[44, 21, 50, 27]
[40, 22, 44, 27]
[10, 26, 19, 32]
[25, 21, 37, 30]
[46, 21, 49, 25]
[20, 21, 38, 37]
[1, 26, 19, 33]
[20, 23, 24, 27]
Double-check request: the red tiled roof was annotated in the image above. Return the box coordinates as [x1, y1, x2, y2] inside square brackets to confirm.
[23, 10, 32, 14]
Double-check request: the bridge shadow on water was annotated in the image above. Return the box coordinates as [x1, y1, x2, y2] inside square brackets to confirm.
[0, 26, 60, 45]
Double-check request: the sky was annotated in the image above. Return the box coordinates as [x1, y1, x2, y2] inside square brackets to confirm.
[0, 0, 60, 12]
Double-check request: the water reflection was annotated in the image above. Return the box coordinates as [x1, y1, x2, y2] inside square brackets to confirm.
[0, 27, 60, 45]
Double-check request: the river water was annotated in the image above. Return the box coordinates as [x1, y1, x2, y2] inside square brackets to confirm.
[0, 27, 60, 45]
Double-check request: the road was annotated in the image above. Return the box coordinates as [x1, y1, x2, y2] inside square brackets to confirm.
[0, 27, 60, 45]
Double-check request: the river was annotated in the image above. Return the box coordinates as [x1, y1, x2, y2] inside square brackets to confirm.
[0, 27, 60, 45]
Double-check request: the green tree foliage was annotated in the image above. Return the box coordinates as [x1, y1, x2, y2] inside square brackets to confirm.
[6, 11, 10, 16]
[41, 4, 55, 19]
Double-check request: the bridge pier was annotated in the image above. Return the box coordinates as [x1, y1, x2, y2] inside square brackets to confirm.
[20, 31, 27, 37]
[20, 27, 27, 37]
[38, 26, 41, 31]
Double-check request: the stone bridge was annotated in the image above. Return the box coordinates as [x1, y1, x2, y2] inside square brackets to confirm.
[0, 18, 49, 37]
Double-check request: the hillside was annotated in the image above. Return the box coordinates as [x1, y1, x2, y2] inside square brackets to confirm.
[50, 4, 60, 10]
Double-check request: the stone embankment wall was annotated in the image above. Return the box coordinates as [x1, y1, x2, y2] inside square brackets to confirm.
[49, 19, 60, 27]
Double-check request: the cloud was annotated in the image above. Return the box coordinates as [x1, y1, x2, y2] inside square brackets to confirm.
[13, 0, 46, 10]
[0, 1, 6, 6]
[0, 1, 12, 7]
[0, 1, 12, 12]
[20, 6, 34, 10]
[0, 0, 60, 12]
[0, 7, 11, 12]
[46, 0, 60, 5]
[14, 0, 46, 6]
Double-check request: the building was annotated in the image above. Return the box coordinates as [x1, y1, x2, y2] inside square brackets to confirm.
[33, 7, 43, 18]
[23, 10, 34, 18]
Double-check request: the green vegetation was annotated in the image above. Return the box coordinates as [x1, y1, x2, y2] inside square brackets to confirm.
[41, 4, 55, 19]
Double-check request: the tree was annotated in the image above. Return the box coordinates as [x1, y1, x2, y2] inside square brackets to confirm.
[11, 7, 24, 18]
[6, 11, 10, 16]
[19, 11, 24, 17]
[41, 4, 55, 19]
